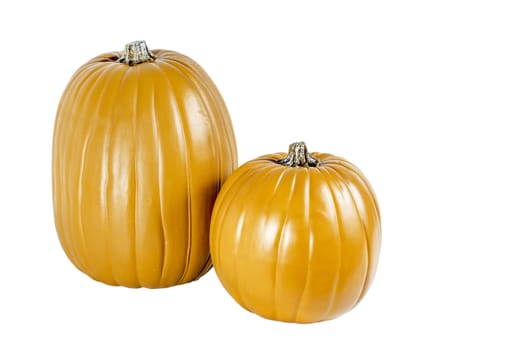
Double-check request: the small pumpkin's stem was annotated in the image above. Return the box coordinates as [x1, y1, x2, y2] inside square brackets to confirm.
[118, 40, 155, 65]
[277, 142, 320, 167]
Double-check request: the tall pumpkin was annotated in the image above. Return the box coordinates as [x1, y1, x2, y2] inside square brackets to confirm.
[210, 142, 380, 323]
[53, 41, 237, 288]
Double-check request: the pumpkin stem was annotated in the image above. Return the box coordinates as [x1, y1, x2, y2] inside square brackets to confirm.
[277, 142, 320, 167]
[118, 40, 156, 65]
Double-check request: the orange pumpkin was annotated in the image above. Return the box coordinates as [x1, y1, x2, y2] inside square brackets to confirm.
[210, 142, 380, 323]
[53, 41, 237, 288]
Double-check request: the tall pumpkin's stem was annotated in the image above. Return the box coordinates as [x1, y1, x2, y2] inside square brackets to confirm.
[277, 142, 320, 167]
[118, 40, 156, 65]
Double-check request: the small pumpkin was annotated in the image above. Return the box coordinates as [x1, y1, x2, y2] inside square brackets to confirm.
[210, 142, 380, 323]
[53, 41, 237, 288]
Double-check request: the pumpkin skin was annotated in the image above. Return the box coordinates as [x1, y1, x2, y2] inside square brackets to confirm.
[210, 142, 380, 323]
[53, 41, 237, 288]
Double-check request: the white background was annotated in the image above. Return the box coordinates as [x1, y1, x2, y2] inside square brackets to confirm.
[1, 1, 524, 348]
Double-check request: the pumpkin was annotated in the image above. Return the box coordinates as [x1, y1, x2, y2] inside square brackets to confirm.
[210, 142, 380, 323]
[53, 40, 237, 288]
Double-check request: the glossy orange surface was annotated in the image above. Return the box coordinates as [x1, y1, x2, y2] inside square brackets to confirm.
[210, 150, 380, 323]
[53, 45, 237, 288]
